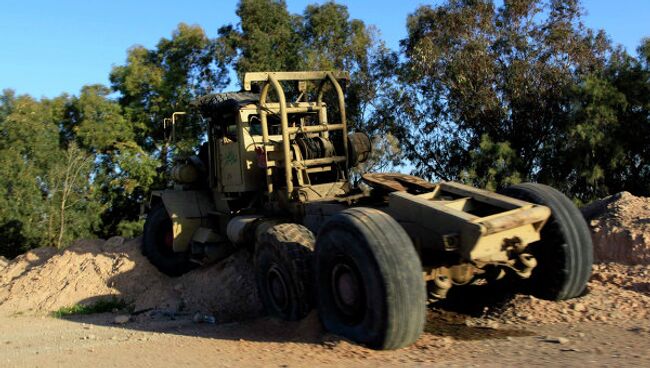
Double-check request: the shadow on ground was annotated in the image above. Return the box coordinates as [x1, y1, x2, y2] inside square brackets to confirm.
[425, 283, 535, 340]
[60, 307, 327, 345]
[61, 282, 536, 346]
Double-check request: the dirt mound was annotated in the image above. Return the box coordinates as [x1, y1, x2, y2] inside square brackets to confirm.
[483, 263, 650, 324]
[0, 238, 262, 321]
[583, 191, 650, 264]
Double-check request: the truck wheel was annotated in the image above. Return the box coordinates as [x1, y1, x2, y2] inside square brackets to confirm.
[315, 207, 426, 350]
[254, 223, 315, 321]
[142, 204, 197, 277]
[499, 183, 593, 300]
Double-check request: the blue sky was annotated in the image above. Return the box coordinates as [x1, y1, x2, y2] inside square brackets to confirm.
[1, 0, 648, 98]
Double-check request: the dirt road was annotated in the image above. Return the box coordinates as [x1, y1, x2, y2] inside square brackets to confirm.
[1, 310, 648, 367]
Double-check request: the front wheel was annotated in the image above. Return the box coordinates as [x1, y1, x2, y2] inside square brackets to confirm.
[499, 183, 593, 300]
[142, 204, 197, 277]
[315, 207, 426, 350]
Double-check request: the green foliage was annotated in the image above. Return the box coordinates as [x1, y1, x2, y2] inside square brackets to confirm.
[463, 135, 522, 191]
[0, 94, 60, 251]
[116, 219, 145, 238]
[219, 0, 302, 78]
[110, 23, 229, 157]
[103, 23, 231, 237]
[72, 85, 134, 152]
[562, 40, 650, 201]
[52, 297, 131, 318]
[301, 1, 377, 129]
[92, 141, 159, 238]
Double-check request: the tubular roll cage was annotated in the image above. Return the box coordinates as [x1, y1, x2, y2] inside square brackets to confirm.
[243, 71, 351, 198]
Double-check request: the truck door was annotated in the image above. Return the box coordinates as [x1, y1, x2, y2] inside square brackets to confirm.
[217, 114, 243, 190]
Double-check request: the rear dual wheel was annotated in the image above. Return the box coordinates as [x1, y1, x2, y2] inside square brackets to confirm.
[254, 209, 426, 350]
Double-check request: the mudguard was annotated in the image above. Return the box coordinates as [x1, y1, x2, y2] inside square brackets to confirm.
[150, 190, 215, 252]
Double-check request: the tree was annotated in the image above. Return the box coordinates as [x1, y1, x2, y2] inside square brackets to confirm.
[564, 39, 650, 200]
[0, 90, 15, 122]
[219, 1, 378, 125]
[0, 93, 99, 255]
[0, 94, 59, 253]
[46, 143, 98, 249]
[300, 1, 380, 131]
[110, 23, 230, 157]
[62, 85, 158, 238]
[69, 85, 134, 152]
[386, 0, 610, 195]
[92, 140, 159, 238]
[219, 0, 396, 180]
[217, 0, 302, 80]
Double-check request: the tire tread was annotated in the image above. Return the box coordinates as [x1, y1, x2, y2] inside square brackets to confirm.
[255, 223, 315, 320]
[316, 207, 426, 350]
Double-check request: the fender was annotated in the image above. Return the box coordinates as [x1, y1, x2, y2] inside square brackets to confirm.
[150, 190, 215, 252]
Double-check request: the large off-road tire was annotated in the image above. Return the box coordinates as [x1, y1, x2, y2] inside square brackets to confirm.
[142, 204, 197, 277]
[194, 92, 259, 116]
[315, 207, 426, 350]
[254, 223, 315, 321]
[499, 183, 593, 300]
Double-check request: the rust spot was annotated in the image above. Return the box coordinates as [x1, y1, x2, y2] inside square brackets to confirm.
[362, 173, 436, 193]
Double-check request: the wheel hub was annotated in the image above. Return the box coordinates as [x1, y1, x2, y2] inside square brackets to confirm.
[331, 262, 363, 319]
[267, 266, 289, 312]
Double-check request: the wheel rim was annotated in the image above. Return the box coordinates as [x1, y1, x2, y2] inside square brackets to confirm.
[155, 217, 175, 255]
[163, 229, 173, 249]
[266, 265, 290, 313]
[330, 258, 364, 322]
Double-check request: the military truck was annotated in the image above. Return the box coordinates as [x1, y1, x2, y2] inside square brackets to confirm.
[142, 71, 593, 350]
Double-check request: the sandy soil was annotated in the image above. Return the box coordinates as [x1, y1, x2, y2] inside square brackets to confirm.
[0, 238, 262, 321]
[584, 191, 650, 264]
